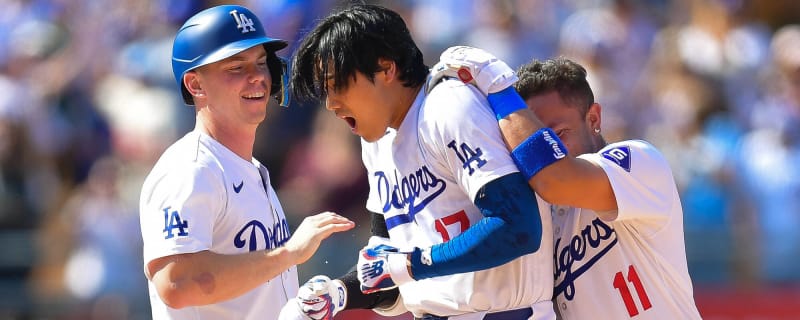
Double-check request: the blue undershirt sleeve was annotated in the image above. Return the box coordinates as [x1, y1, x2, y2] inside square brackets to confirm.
[409, 172, 543, 279]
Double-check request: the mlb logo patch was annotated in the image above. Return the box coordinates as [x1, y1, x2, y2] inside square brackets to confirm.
[602, 146, 631, 172]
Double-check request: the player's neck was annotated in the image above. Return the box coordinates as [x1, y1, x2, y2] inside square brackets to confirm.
[196, 115, 257, 161]
[389, 84, 423, 129]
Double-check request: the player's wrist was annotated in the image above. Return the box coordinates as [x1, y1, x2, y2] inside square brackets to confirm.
[487, 87, 527, 120]
[386, 253, 415, 286]
[330, 279, 348, 312]
[511, 127, 568, 180]
[265, 246, 297, 271]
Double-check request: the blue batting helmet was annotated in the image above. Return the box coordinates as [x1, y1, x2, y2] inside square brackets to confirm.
[172, 5, 289, 105]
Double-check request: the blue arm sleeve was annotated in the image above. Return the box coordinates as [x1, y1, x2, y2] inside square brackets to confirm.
[409, 172, 543, 280]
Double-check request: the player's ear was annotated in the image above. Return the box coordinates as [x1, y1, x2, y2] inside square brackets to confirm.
[376, 58, 396, 82]
[586, 102, 602, 132]
[184, 72, 205, 98]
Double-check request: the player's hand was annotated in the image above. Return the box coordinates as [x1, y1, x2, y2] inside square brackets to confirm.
[427, 46, 518, 95]
[295, 275, 347, 320]
[278, 297, 310, 320]
[284, 211, 355, 265]
[357, 243, 403, 294]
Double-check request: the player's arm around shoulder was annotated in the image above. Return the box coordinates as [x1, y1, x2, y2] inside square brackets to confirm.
[533, 150, 618, 218]
[551, 139, 674, 223]
[419, 78, 517, 178]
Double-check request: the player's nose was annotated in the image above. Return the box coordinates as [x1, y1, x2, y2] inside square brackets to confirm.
[324, 96, 339, 111]
[248, 66, 268, 84]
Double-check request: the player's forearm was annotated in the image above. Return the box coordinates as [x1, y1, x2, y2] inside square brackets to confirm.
[489, 88, 569, 191]
[150, 249, 296, 308]
[411, 173, 543, 279]
[498, 108, 545, 149]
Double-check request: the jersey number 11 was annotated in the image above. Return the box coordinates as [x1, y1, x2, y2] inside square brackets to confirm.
[613, 264, 652, 317]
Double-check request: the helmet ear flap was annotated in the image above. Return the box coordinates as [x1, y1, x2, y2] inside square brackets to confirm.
[267, 53, 290, 107]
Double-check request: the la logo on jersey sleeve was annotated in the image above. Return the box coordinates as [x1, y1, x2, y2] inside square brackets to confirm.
[446, 139, 487, 176]
[162, 207, 189, 239]
[602, 146, 631, 172]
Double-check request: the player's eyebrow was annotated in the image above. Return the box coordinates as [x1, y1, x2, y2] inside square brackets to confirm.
[225, 52, 268, 62]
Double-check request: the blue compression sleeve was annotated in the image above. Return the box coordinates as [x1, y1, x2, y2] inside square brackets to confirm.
[486, 86, 527, 120]
[409, 173, 543, 280]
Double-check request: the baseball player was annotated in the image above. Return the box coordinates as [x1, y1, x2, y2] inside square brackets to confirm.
[429, 47, 703, 319]
[139, 5, 354, 319]
[278, 4, 556, 320]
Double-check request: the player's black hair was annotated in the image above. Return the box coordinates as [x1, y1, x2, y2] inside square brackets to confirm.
[290, 4, 428, 102]
[514, 57, 595, 116]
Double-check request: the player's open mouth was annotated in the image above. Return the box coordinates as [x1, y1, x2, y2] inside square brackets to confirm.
[242, 92, 266, 100]
[344, 117, 356, 129]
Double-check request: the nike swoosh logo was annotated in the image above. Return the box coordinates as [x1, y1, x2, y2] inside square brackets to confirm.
[233, 181, 244, 193]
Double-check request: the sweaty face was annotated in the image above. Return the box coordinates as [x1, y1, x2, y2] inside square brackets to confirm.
[525, 91, 596, 157]
[324, 71, 394, 142]
[193, 45, 272, 126]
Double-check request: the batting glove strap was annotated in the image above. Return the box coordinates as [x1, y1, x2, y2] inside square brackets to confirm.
[474, 59, 517, 94]
[386, 253, 414, 287]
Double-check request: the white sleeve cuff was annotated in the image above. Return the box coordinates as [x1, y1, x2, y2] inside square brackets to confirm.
[387, 253, 414, 286]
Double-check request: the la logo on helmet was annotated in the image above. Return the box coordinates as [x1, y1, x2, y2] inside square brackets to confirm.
[229, 10, 255, 34]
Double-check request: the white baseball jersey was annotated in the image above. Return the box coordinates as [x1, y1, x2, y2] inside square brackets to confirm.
[362, 79, 554, 319]
[140, 130, 298, 320]
[551, 140, 701, 319]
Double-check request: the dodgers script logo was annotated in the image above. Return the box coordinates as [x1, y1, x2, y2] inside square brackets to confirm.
[374, 165, 446, 225]
[234, 218, 291, 252]
[554, 217, 618, 300]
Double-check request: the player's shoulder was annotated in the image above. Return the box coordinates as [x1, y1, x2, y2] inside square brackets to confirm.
[587, 139, 672, 176]
[600, 139, 665, 162]
[420, 78, 493, 128]
[143, 132, 225, 189]
[151, 132, 213, 167]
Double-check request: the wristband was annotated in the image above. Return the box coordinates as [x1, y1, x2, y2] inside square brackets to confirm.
[486, 86, 527, 120]
[387, 253, 414, 286]
[511, 128, 567, 180]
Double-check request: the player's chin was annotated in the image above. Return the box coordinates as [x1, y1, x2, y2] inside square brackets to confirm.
[360, 131, 384, 143]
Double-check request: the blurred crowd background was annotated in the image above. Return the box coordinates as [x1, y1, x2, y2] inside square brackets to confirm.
[0, 0, 798, 319]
